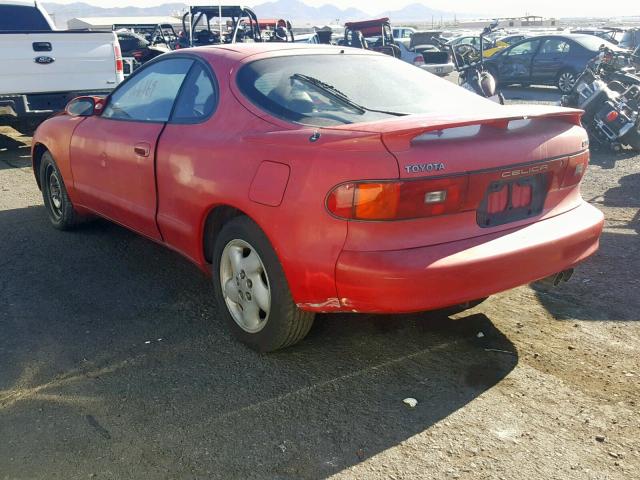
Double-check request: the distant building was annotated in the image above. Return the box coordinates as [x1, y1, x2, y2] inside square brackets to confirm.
[68, 16, 183, 31]
[453, 16, 560, 29]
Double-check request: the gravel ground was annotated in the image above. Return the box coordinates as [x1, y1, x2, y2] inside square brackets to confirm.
[0, 85, 638, 479]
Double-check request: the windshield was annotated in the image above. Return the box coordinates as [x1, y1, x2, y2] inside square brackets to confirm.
[237, 53, 492, 127]
[620, 30, 638, 49]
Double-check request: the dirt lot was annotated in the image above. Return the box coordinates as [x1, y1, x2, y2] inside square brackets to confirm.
[0, 87, 639, 479]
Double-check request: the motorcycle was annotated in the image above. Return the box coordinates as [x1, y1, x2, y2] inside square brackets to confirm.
[562, 47, 640, 151]
[438, 20, 504, 104]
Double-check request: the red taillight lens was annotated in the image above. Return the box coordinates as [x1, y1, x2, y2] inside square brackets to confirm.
[413, 55, 425, 66]
[327, 176, 469, 221]
[114, 44, 123, 74]
[605, 110, 619, 122]
[132, 50, 144, 60]
[561, 151, 589, 187]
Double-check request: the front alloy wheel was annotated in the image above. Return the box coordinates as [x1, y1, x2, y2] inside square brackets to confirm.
[46, 165, 63, 220]
[39, 151, 80, 230]
[219, 239, 271, 333]
[557, 71, 577, 93]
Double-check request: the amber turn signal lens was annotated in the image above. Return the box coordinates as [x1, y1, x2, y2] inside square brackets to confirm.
[327, 176, 469, 221]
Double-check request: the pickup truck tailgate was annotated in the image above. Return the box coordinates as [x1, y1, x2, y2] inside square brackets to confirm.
[0, 32, 122, 95]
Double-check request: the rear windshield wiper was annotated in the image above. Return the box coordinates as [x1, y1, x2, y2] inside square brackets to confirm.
[290, 73, 407, 117]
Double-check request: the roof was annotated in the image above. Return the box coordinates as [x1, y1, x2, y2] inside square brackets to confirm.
[344, 17, 390, 29]
[183, 42, 379, 59]
[187, 5, 256, 16]
[0, 0, 37, 6]
[70, 16, 182, 26]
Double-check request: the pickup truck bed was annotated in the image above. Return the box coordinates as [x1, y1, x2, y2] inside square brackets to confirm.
[0, 1, 123, 134]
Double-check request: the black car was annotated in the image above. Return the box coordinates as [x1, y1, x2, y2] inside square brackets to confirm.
[484, 34, 619, 93]
[116, 31, 168, 75]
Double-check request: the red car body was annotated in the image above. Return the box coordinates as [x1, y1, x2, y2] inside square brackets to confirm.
[32, 44, 604, 315]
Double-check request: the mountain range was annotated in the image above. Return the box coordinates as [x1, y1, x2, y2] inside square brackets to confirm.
[42, 1, 477, 27]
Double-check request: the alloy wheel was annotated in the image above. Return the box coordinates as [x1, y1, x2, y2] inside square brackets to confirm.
[47, 165, 63, 219]
[558, 72, 576, 93]
[219, 239, 271, 333]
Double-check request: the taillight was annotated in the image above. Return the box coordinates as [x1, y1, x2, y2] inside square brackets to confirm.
[413, 55, 425, 66]
[328, 151, 589, 221]
[605, 110, 619, 122]
[114, 44, 123, 75]
[327, 176, 468, 221]
[561, 151, 589, 187]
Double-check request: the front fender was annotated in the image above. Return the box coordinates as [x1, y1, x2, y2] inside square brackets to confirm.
[31, 115, 85, 198]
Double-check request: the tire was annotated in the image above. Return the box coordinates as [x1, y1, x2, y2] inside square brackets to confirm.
[39, 151, 80, 230]
[12, 121, 39, 137]
[212, 216, 315, 352]
[557, 69, 577, 94]
[485, 65, 499, 86]
[622, 121, 640, 151]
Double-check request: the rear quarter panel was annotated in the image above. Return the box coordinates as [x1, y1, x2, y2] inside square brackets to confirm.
[155, 50, 399, 307]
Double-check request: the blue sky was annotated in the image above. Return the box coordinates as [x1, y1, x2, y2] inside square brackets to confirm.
[48, 0, 639, 18]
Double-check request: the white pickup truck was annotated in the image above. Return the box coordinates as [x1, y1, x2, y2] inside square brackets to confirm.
[0, 0, 124, 134]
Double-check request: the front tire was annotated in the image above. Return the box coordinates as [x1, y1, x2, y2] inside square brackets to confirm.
[557, 69, 577, 94]
[622, 120, 640, 151]
[212, 216, 315, 352]
[39, 151, 80, 230]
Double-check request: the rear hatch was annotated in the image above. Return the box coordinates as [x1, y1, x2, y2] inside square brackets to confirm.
[328, 105, 590, 251]
[416, 49, 449, 65]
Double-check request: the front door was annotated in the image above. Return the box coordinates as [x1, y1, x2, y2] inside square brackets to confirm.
[532, 38, 572, 82]
[70, 57, 194, 239]
[497, 39, 541, 84]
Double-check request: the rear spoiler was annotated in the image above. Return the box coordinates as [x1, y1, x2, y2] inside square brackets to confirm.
[365, 105, 584, 151]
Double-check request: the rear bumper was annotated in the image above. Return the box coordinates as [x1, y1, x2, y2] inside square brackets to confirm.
[333, 202, 604, 313]
[422, 63, 455, 76]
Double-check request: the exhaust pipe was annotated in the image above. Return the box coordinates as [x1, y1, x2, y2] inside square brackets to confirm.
[536, 268, 574, 287]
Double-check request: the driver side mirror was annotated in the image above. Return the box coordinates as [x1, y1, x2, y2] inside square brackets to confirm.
[65, 96, 105, 117]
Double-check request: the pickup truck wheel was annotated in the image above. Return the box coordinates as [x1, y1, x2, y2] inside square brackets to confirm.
[40, 151, 79, 230]
[212, 216, 315, 352]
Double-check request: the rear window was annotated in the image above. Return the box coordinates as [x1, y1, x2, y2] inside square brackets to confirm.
[574, 35, 618, 52]
[237, 52, 493, 127]
[0, 5, 52, 31]
[620, 30, 638, 50]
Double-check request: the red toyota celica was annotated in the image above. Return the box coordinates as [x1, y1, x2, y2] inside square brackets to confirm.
[32, 43, 604, 351]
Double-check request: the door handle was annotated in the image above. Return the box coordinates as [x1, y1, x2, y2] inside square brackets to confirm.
[134, 142, 150, 157]
[33, 42, 52, 52]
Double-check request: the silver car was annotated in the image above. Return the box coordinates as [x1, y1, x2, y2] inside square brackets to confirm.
[395, 39, 454, 76]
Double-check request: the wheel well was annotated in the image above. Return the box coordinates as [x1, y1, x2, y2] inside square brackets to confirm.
[202, 205, 244, 263]
[32, 143, 48, 190]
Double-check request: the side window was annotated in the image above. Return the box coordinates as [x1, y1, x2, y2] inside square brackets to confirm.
[171, 62, 218, 123]
[508, 40, 540, 56]
[540, 39, 571, 55]
[102, 58, 193, 122]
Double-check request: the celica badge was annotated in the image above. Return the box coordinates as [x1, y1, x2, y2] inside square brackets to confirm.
[404, 162, 445, 174]
[34, 56, 55, 65]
